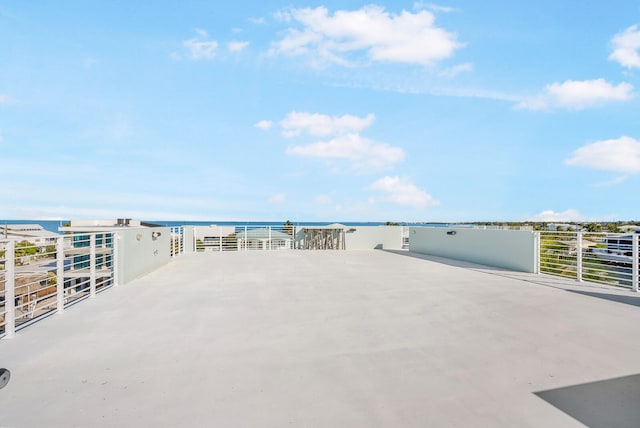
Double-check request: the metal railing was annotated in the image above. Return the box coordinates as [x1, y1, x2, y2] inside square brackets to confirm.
[194, 225, 297, 252]
[170, 227, 184, 257]
[1, 232, 116, 338]
[538, 231, 639, 291]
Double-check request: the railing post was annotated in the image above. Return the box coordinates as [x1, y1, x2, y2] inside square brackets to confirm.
[56, 236, 65, 313]
[632, 234, 639, 293]
[534, 232, 540, 274]
[244, 226, 248, 251]
[170, 229, 173, 257]
[576, 231, 583, 282]
[112, 232, 119, 287]
[89, 234, 96, 298]
[268, 227, 272, 251]
[191, 226, 196, 253]
[5, 241, 16, 338]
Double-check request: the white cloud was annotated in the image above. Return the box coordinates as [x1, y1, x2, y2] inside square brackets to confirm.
[610, 25, 640, 69]
[183, 29, 218, 60]
[254, 120, 273, 131]
[280, 111, 375, 137]
[414, 2, 457, 13]
[228, 41, 249, 52]
[438, 62, 473, 78]
[270, 5, 463, 66]
[249, 17, 266, 24]
[565, 136, 640, 173]
[527, 209, 585, 222]
[528, 209, 585, 222]
[516, 79, 634, 110]
[286, 133, 404, 173]
[269, 193, 286, 204]
[369, 176, 438, 208]
[273, 11, 292, 23]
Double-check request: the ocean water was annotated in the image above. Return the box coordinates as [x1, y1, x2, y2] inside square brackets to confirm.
[1, 219, 450, 234]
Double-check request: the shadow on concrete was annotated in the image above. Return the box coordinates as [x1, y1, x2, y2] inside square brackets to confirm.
[381, 251, 638, 303]
[380, 249, 506, 271]
[536, 373, 640, 428]
[565, 290, 640, 308]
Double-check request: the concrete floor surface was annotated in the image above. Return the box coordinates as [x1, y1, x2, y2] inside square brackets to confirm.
[2, 250, 640, 427]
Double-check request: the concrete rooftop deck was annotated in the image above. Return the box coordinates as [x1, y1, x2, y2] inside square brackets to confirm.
[2, 250, 640, 427]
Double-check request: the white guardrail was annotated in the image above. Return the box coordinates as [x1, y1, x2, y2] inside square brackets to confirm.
[1, 232, 115, 338]
[180, 225, 309, 252]
[175, 224, 410, 252]
[4, 227, 637, 340]
[538, 231, 639, 291]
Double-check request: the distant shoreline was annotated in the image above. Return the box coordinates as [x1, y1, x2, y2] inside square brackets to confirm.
[1, 219, 453, 234]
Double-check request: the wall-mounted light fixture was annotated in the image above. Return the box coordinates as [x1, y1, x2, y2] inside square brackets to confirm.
[136, 233, 143, 241]
[152, 231, 162, 239]
[446, 230, 457, 236]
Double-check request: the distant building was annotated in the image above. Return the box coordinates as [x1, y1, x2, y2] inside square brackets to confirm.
[58, 219, 158, 295]
[193, 225, 236, 252]
[57, 218, 160, 233]
[1, 224, 59, 246]
[605, 235, 635, 257]
[236, 228, 293, 250]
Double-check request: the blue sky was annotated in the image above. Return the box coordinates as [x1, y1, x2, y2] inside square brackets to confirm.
[1, 1, 640, 222]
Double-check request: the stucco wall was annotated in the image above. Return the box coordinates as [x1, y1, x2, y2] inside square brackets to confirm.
[345, 226, 404, 250]
[183, 227, 196, 253]
[116, 228, 172, 284]
[409, 227, 536, 272]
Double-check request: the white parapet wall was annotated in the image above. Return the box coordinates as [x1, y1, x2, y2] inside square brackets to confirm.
[409, 227, 537, 272]
[344, 226, 404, 250]
[116, 227, 172, 284]
[183, 226, 196, 253]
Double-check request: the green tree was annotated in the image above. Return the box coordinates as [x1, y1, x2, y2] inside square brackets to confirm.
[606, 223, 622, 233]
[15, 241, 38, 257]
[47, 271, 57, 286]
[41, 245, 57, 258]
[283, 220, 294, 236]
[584, 223, 602, 233]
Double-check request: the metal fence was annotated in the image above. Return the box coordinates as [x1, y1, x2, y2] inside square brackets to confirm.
[0, 232, 116, 338]
[192, 225, 298, 252]
[538, 231, 639, 291]
[170, 227, 184, 257]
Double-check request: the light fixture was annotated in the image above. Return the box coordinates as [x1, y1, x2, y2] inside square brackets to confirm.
[446, 230, 457, 236]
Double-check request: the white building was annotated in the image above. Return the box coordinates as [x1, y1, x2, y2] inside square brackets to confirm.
[1, 224, 60, 249]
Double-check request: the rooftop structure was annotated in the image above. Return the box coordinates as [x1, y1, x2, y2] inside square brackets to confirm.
[1, 223, 59, 242]
[58, 218, 159, 233]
